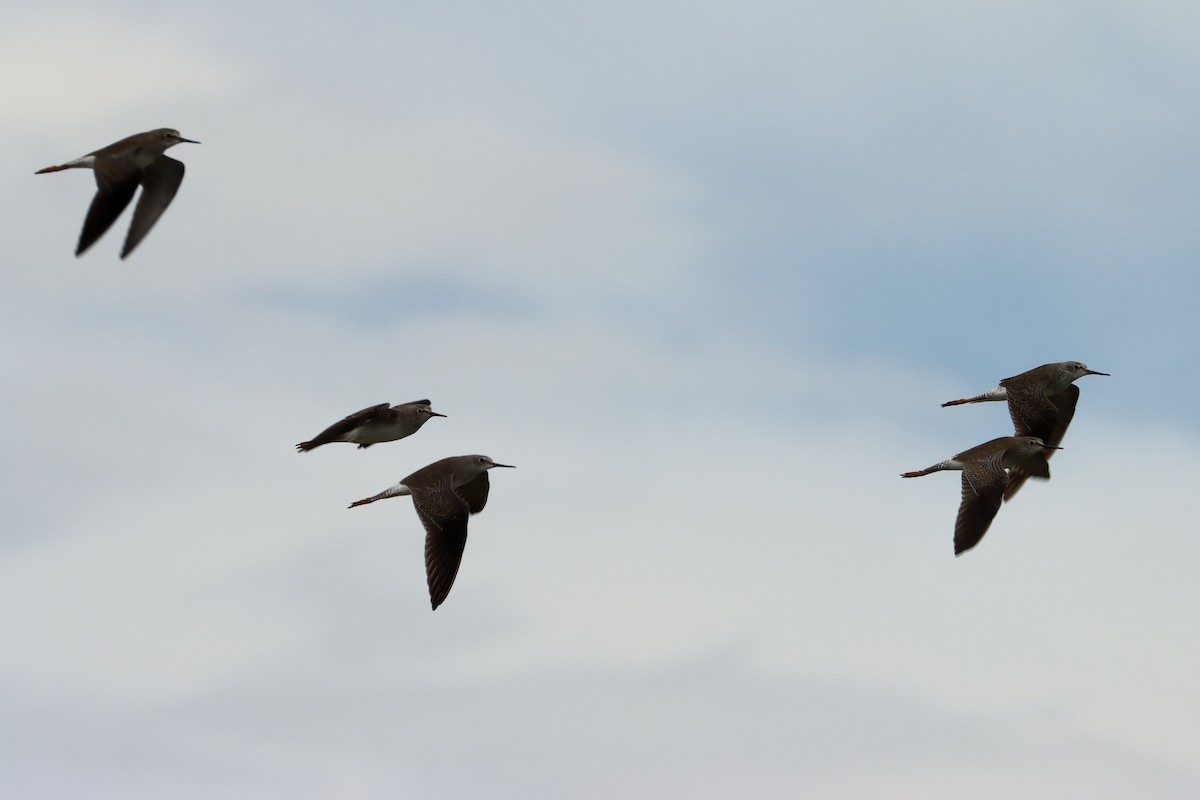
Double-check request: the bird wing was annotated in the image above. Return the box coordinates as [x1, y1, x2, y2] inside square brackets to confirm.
[121, 155, 185, 258]
[297, 403, 392, 450]
[1002, 449, 1054, 502]
[954, 465, 1007, 555]
[327, 402, 393, 432]
[412, 480, 472, 610]
[454, 471, 492, 515]
[1002, 385, 1077, 501]
[77, 172, 138, 256]
[1003, 381, 1059, 441]
[1042, 384, 1080, 450]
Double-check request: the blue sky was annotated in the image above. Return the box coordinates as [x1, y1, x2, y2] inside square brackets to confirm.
[3, 2, 1199, 798]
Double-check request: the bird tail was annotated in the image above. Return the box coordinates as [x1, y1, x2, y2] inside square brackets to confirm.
[941, 387, 1007, 407]
[900, 459, 956, 478]
[348, 482, 411, 508]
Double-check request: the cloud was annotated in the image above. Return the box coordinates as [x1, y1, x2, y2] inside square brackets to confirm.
[4, 1, 1200, 795]
[2, 293, 1197, 788]
[2, 652, 1196, 799]
[11, 99, 703, 308]
[0, 14, 237, 134]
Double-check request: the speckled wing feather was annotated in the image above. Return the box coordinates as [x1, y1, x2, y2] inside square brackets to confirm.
[1003, 384, 1077, 501]
[1002, 379, 1059, 441]
[412, 479, 472, 610]
[955, 463, 1008, 555]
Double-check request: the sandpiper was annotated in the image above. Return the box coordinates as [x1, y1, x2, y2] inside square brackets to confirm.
[902, 436, 1060, 555]
[296, 400, 445, 452]
[36, 128, 199, 258]
[942, 361, 1108, 500]
[349, 455, 514, 609]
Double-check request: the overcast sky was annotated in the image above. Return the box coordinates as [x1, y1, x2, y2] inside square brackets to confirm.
[2, 1, 1198, 798]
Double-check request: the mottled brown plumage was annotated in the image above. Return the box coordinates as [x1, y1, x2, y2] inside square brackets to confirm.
[942, 361, 1108, 500]
[902, 436, 1059, 555]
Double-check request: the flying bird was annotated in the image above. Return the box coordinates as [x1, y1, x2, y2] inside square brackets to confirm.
[36, 128, 199, 258]
[942, 361, 1108, 499]
[296, 400, 445, 452]
[902, 436, 1060, 555]
[349, 455, 514, 609]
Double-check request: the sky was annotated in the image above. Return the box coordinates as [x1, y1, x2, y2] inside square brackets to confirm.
[2, 1, 1199, 797]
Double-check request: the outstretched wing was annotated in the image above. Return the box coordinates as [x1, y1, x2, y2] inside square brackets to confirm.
[454, 471, 492, 515]
[122, 155, 185, 258]
[955, 465, 1007, 555]
[1042, 385, 1080, 450]
[1003, 385, 1077, 500]
[77, 173, 138, 256]
[412, 480, 472, 610]
[1004, 382, 1059, 441]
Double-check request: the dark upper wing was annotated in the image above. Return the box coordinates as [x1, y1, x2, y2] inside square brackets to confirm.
[328, 402, 393, 432]
[1002, 453, 1052, 502]
[412, 481, 471, 610]
[1042, 385, 1080, 450]
[77, 174, 138, 256]
[454, 472, 491, 515]
[1004, 382, 1060, 441]
[297, 403, 391, 450]
[121, 155, 185, 258]
[955, 466, 1007, 555]
[1002, 385, 1077, 501]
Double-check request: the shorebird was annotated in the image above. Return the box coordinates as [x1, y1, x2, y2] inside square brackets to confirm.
[349, 455, 514, 609]
[35, 128, 199, 258]
[942, 361, 1108, 500]
[296, 400, 444, 452]
[902, 436, 1060, 555]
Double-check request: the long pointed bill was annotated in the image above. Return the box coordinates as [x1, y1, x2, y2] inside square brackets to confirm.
[1085, 369, 1110, 376]
[491, 463, 515, 469]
